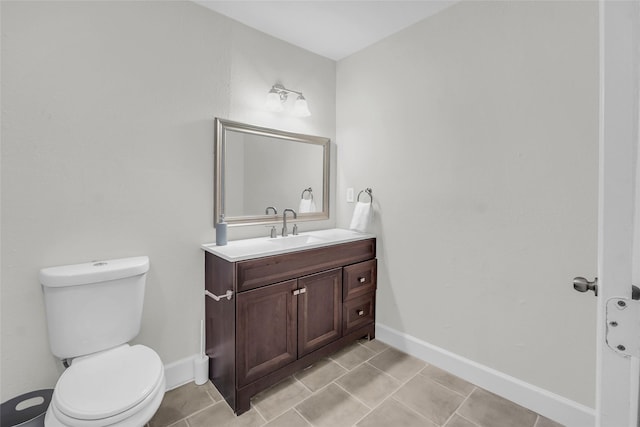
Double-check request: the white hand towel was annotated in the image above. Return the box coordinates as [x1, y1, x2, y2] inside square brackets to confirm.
[299, 198, 317, 213]
[349, 201, 372, 233]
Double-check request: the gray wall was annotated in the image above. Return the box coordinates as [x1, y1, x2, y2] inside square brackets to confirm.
[0, 0, 335, 400]
[336, 1, 598, 406]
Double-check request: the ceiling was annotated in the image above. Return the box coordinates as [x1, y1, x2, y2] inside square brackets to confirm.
[195, 1, 457, 60]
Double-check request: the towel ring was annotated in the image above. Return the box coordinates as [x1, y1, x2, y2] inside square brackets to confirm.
[357, 188, 373, 204]
[300, 187, 314, 200]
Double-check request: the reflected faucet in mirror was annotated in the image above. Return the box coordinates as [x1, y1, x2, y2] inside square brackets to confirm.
[265, 206, 278, 215]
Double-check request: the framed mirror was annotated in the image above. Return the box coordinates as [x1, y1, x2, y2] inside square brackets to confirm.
[215, 118, 330, 226]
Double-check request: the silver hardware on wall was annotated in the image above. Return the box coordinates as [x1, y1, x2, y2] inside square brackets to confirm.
[605, 297, 639, 358]
[205, 290, 233, 301]
[573, 275, 640, 358]
[266, 84, 311, 117]
[357, 188, 373, 204]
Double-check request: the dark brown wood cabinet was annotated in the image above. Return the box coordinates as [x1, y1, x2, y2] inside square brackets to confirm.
[236, 280, 298, 387]
[297, 269, 342, 357]
[205, 238, 376, 415]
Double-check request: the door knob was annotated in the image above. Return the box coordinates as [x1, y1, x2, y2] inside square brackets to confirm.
[573, 277, 598, 296]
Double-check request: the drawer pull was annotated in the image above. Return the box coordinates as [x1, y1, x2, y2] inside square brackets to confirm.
[358, 277, 366, 283]
[357, 310, 364, 316]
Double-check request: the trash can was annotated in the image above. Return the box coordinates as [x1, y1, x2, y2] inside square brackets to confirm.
[0, 389, 53, 427]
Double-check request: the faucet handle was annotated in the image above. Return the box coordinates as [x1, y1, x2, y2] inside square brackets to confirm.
[265, 225, 277, 238]
[292, 224, 298, 235]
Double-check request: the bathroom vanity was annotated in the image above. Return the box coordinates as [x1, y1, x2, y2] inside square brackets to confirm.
[202, 229, 377, 415]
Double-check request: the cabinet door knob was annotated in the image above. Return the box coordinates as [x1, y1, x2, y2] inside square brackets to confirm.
[293, 289, 300, 296]
[358, 277, 366, 283]
[357, 310, 364, 316]
[299, 288, 307, 294]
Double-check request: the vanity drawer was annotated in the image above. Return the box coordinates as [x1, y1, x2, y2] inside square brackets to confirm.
[343, 259, 377, 301]
[343, 292, 375, 335]
[236, 239, 375, 292]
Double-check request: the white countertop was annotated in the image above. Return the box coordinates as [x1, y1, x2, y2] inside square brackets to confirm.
[201, 228, 376, 262]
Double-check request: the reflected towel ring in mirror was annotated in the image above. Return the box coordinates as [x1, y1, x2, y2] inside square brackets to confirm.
[301, 187, 313, 200]
[357, 188, 373, 204]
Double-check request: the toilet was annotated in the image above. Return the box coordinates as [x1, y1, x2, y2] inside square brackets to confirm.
[40, 256, 165, 427]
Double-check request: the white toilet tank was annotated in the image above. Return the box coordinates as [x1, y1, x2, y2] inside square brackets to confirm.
[40, 256, 150, 359]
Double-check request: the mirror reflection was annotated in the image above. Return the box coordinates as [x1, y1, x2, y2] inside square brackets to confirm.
[215, 119, 330, 226]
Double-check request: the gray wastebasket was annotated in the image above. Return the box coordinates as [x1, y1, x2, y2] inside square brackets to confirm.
[0, 389, 53, 427]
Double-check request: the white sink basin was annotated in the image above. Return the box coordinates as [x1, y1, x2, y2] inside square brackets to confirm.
[202, 228, 375, 262]
[266, 234, 326, 249]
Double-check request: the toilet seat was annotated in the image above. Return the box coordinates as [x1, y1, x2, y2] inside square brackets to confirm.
[46, 344, 165, 427]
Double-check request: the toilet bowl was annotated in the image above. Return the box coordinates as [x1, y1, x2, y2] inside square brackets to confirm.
[44, 345, 165, 427]
[40, 257, 165, 427]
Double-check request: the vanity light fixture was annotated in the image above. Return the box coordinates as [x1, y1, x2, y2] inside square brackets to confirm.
[265, 84, 311, 117]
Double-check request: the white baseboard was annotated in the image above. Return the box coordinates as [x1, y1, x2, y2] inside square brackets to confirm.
[375, 323, 595, 427]
[164, 354, 199, 391]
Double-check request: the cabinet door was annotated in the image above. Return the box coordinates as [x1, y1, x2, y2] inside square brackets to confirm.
[237, 279, 298, 387]
[297, 269, 342, 357]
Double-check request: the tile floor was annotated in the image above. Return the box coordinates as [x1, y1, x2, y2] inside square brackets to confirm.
[149, 339, 564, 427]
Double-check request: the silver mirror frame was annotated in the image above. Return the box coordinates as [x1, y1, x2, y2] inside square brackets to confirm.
[215, 118, 330, 226]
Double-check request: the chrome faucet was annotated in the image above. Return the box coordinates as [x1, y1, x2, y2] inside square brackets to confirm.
[282, 209, 297, 237]
[265, 206, 278, 215]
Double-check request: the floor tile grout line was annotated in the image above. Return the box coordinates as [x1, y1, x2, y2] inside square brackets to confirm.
[389, 393, 442, 426]
[292, 373, 315, 393]
[292, 406, 313, 427]
[184, 400, 227, 425]
[329, 352, 374, 372]
[453, 412, 483, 427]
[416, 369, 476, 399]
[449, 387, 479, 427]
[156, 397, 218, 427]
[278, 380, 348, 422]
[364, 358, 425, 384]
[391, 364, 468, 426]
[350, 361, 436, 426]
[302, 357, 365, 390]
[331, 380, 374, 410]
[252, 376, 312, 423]
[250, 398, 268, 426]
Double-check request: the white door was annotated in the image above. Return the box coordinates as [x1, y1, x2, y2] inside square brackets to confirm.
[596, 1, 640, 426]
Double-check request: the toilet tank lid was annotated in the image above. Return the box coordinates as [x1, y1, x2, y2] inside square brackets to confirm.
[40, 256, 149, 288]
